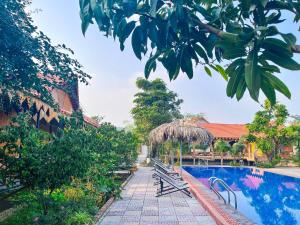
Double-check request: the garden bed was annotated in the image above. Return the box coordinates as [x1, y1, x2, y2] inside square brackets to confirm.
[0, 171, 134, 225]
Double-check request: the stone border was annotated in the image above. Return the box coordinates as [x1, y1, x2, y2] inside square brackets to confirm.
[175, 167, 256, 225]
[0, 205, 23, 222]
[94, 172, 134, 224]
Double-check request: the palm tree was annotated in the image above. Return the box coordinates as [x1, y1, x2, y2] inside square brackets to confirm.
[214, 140, 231, 166]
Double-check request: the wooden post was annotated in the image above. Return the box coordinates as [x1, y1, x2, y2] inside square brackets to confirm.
[193, 143, 196, 165]
[180, 141, 182, 176]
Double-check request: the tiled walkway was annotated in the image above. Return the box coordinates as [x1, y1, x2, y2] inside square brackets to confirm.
[98, 167, 216, 225]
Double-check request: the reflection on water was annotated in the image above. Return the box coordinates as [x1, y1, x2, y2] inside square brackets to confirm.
[183, 166, 300, 225]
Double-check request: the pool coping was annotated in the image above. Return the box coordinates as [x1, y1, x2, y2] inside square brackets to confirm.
[175, 167, 257, 225]
[183, 165, 300, 179]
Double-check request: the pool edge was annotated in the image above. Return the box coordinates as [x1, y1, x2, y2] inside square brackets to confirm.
[175, 167, 256, 225]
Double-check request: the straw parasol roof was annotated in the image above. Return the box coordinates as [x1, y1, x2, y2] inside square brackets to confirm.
[149, 119, 214, 145]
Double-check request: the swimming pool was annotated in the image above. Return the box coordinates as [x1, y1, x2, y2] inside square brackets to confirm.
[183, 166, 300, 225]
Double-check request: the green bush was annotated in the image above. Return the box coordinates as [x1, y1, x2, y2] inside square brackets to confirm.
[0, 112, 139, 224]
[66, 212, 93, 225]
[256, 157, 281, 168]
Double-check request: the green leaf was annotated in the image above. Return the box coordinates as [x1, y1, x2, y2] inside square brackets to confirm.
[161, 50, 179, 80]
[259, 0, 268, 7]
[226, 66, 242, 98]
[150, 0, 158, 17]
[81, 4, 91, 36]
[81, 19, 90, 36]
[121, 21, 136, 42]
[261, 38, 292, 57]
[245, 48, 260, 101]
[193, 44, 208, 63]
[144, 58, 156, 79]
[187, 47, 199, 64]
[131, 26, 143, 60]
[204, 66, 212, 77]
[157, 4, 172, 20]
[264, 73, 291, 99]
[280, 33, 297, 46]
[236, 79, 246, 101]
[262, 51, 300, 70]
[226, 58, 245, 76]
[261, 77, 276, 105]
[180, 50, 193, 79]
[212, 65, 228, 81]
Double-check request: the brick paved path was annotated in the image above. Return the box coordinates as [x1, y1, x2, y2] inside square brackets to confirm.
[98, 167, 216, 225]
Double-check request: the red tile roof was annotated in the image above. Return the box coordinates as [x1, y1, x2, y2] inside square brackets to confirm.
[199, 123, 248, 140]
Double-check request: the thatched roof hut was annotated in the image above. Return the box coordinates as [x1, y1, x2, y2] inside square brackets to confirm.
[149, 119, 214, 145]
[149, 119, 214, 174]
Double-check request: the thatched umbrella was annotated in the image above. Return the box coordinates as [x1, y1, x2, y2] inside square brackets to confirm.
[149, 119, 214, 174]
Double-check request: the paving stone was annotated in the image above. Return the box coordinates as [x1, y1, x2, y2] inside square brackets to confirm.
[190, 207, 208, 216]
[179, 222, 199, 225]
[126, 205, 143, 211]
[121, 216, 140, 222]
[173, 201, 189, 207]
[100, 216, 121, 225]
[106, 210, 125, 216]
[177, 215, 196, 222]
[119, 223, 139, 225]
[159, 208, 176, 216]
[174, 207, 193, 216]
[124, 211, 142, 216]
[139, 222, 160, 225]
[159, 215, 178, 222]
[142, 209, 159, 216]
[159, 222, 180, 225]
[195, 215, 216, 224]
[140, 215, 159, 222]
[97, 167, 217, 225]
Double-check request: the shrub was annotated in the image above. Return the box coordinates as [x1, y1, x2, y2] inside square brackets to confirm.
[64, 187, 85, 202]
[66, 212, 93, 225]
[0, 112, 138, 224]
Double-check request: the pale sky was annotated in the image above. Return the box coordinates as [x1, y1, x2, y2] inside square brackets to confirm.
[30, 1, 300, 127]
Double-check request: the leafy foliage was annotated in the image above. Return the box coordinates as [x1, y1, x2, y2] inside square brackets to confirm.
[231, 141, 246, 162]
[0, 113, 93, 192]
[214, 139, 231, 165]
[247, 100, 291, 162]
[0, 111, 138, 222]
[1, 0, 90, 104]
[131, 77, 183, 143]
[79, 0, 300, 103]
[286, 121, 300, 165]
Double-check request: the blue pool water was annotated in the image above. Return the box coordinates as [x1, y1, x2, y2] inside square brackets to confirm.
[183, 166, 300, 225]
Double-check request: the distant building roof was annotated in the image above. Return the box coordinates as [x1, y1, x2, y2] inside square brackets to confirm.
[60, 109, 99, 128]
[199, 123, 248, 141]
[183, 116, 209, 126]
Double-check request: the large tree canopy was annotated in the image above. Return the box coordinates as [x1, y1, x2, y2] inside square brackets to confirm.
[246, 100, 291, 162]
[131, 77, 183, 143]
[79, 0, 300, 104]
[1, 0, 90, 104]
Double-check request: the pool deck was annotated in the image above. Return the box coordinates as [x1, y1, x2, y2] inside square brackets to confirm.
[266, 167, 300, 178]
[97, 167, 216, 225]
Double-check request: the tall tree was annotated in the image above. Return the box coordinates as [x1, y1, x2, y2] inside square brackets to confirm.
[131, 77, 183, 143]
[247, 100, 291, 162]
[79, 0, 299, 104]
[1, 0, 90, 104]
